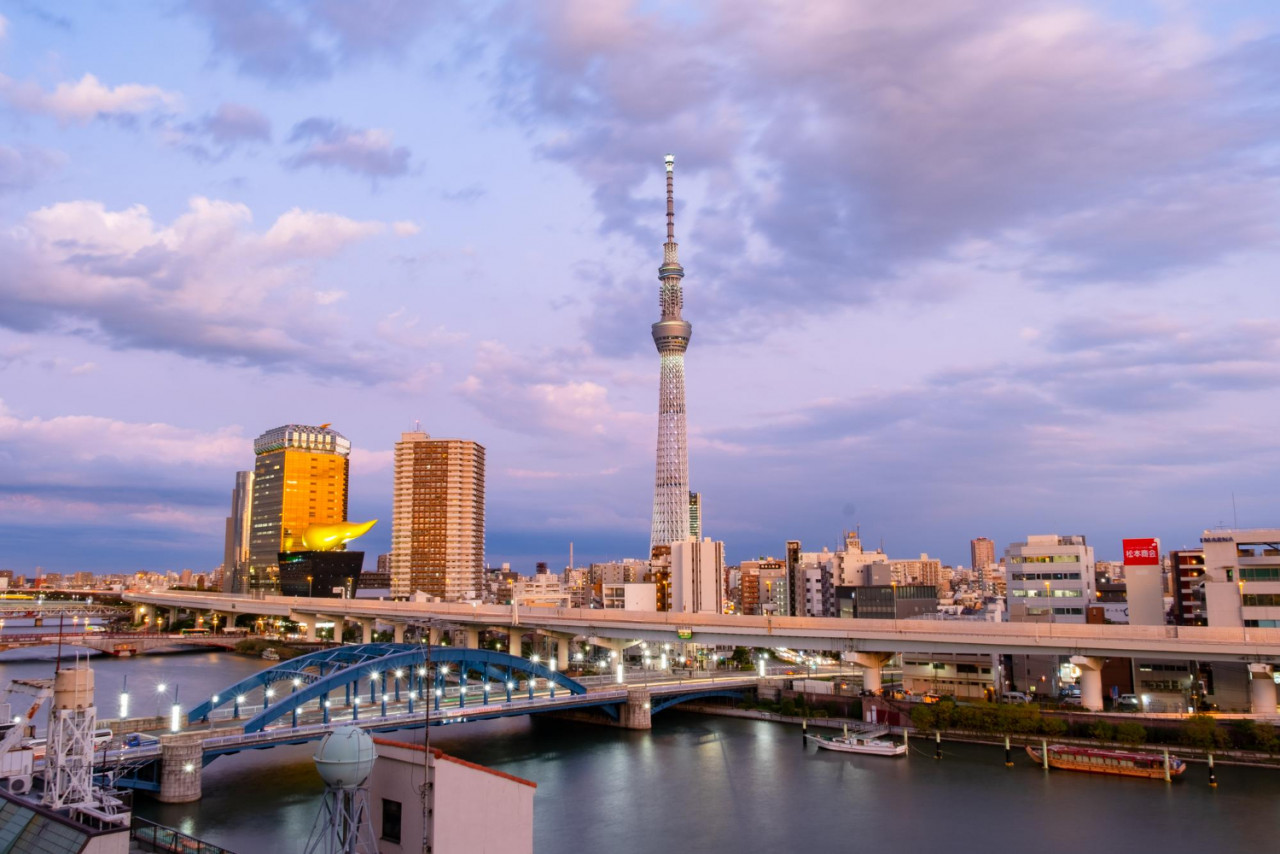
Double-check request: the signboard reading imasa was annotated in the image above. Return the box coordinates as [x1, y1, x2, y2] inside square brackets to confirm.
[1122, 538, 1160, 566]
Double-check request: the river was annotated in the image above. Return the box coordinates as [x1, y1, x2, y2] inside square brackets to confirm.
[3, 630, 1280, 853]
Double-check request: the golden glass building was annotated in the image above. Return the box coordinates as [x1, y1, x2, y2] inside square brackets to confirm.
[390, 432, 485, 601]
[245, 424, 352, 595]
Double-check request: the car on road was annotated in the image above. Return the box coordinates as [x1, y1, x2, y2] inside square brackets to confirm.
[124, 732, 160, 748]
[1115, 694, 1141, 712]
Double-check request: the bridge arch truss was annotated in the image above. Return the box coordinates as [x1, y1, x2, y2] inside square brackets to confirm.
[190, 644, 588, 734]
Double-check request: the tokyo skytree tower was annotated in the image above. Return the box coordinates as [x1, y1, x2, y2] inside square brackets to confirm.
[650, 154, 693, 554]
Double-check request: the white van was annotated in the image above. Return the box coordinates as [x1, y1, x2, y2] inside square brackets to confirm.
[1001, 691, 1031, 704]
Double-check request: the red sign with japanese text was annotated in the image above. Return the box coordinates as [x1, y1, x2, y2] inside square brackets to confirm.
[1122, 537, 1160, 566]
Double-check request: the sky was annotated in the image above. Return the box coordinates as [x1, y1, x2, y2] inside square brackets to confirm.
[2, 0, 1279, 575]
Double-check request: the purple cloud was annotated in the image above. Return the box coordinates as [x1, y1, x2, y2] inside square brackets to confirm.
[185, 0, 434, 82]
[285, 117, 411, 178]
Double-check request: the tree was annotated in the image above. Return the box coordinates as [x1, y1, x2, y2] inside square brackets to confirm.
[1115, 722, 1147, 745]
[1180, 715, 1227, 749]
[730, 646, 753, 669]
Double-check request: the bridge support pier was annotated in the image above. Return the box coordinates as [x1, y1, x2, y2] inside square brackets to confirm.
[620, 688, 652, 730]
[391, 622, 406, 644]
[850, 652, 894, 694]
[168, 607, 180, 629]
[507, 627, 521, 657]
[1070, 655, 1105, 712]
[356, 619, 375, 645]
[157, 732, 205, 803]
[556, 635, 570, 671]
[290, 613, 318, 641]
[429, 626, 443, 646]
[1249, 664, 1277, 715]
[464, 627, 481, 649]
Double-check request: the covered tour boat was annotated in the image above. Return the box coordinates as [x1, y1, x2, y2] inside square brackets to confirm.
[1026, 744, 1184, 779]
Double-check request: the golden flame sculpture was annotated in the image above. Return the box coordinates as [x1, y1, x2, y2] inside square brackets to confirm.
[301, 520, 377, 551]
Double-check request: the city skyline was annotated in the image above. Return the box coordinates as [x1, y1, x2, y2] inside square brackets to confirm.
[2, 2, 1280, 574]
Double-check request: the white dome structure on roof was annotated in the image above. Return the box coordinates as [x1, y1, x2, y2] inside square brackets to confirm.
[313, 726, 377, 790]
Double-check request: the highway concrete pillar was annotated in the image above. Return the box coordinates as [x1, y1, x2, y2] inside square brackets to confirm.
[1070, 656, 1105, 712]
[851, 652, 894, 695]
[168, 607, 179, 628]
[556, 636, 570, 670]
[507, 627, 522, 657]
[289, 613, 318, 641]
[357, 619, 375, 645]
[619, 688, 652, 730]
[429, 626, 443, 646]
[157, 732, 205, 803]
[391, 622, 406, 644]
[1249, 664, 1277, 715]
[465, 627, 481, 649]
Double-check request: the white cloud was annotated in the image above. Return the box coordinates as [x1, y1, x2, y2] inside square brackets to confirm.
[0, 73, 181, 123]
[0, 197, 399, 378]
[392, 220, 420, 236]
[0, 399, 247, 468]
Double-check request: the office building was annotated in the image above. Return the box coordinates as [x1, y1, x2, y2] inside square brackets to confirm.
[1200, 528, 1280, 627]
[835, 584, 937, 619]
[1004, 535, 1096, 623]
[390, 432, 486, 601]
[246, 425, 351, 595]
[603, 582, 658, 611]
[739, 558, 788, 615]
[223, 470, 253, 593]
[688, 492, 701, 540]
[670, 538, 724, 614]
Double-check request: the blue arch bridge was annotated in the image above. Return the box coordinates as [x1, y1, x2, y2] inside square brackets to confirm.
[106, 644, 756, 797]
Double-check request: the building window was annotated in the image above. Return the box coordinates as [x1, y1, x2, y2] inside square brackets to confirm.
[382, 799, 402, 844]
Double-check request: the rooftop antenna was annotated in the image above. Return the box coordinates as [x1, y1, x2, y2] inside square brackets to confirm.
[1232, 491, 1239, 529]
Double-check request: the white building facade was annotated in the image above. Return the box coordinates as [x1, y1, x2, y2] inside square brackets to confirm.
[670, 537, 725, 614]
[1004, 535, 1096, 623]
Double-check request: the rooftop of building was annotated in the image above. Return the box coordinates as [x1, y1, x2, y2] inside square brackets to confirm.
[371, 738, 537, 789]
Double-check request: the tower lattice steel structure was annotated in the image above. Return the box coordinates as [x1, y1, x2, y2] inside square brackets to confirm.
[650, 154, 693, 554]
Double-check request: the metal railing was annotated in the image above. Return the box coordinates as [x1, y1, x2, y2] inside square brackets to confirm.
[132, 817, 235, 854]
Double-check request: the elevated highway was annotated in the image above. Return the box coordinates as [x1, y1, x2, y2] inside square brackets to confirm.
[124, 590, 1280, 662]
[123, 590, 1280, 715]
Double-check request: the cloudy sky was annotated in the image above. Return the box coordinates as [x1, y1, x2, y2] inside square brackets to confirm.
[2, 0, 1279, 575]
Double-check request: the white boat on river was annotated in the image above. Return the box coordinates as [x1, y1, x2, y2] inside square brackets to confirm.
[806, 726, 908, 757]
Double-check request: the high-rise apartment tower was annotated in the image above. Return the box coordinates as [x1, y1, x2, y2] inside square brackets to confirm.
[650, 154, 693, 555]
[970, 537, 995, 593]
[390, 432, 486, 601]
[246, 425, 351, 594]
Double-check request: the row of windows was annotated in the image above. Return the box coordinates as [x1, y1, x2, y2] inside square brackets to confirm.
[1246, 620, 1280, 628]
[1011, 572, 1082, 581]
[1010, 589, 1082, 598]
[1243, 594, 1280, 607]
[1024, 606, 1085, 616]
[1140, 680, 1190, 692]
[1010, 555, 1081, 564]
[1241, 568, 1280, 581]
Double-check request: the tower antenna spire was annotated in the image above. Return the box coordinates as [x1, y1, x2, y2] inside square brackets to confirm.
[665, 153, 676, 243]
